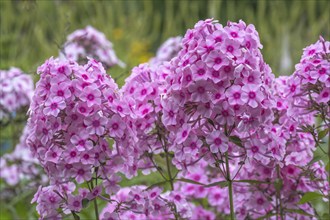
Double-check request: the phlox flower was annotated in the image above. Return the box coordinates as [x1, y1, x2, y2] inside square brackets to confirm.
[84, 113, 108, 135]
[241, 84, 264, 108]
[226, 85, 245, 105]
[204, 50, 229, 71]
[190, 60, 209, 80]
[43, 97, 66, 117]
[67, 194, 83, 212]
[188, 80, 214, 103]
[50, 82, 72, 99]
[175, 123, 191, 144]
[206, 130, 228, 153]
[162, 101, 178, 126]
[45, 146, 63, 163]
[70, 132, 93, 151]
[220, 38, 241, 57]
[108, 115, 126, 138]
[74, 165, 92, 184]
[79, 85, 102, 107]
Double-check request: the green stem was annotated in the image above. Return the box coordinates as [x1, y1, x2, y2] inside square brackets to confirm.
[225, 153, 235, 220]
[94, 199, 99, 220]
[165, 150, 174, 191]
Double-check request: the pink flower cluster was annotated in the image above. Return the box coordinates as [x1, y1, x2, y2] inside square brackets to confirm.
[100, 186, 214, 220]
[161, 19, 274, 171]
[27, 58, 137, 218]
[0, 67, 34, 119]
[26, 19, 329, 219]
[291, 37, 329, 105]
[149, 36, 182, 68]
[60, 26, 125, 69]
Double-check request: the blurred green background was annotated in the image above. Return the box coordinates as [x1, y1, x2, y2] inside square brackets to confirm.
[1, 0, 329, 82]
[0, 0, 329, 219]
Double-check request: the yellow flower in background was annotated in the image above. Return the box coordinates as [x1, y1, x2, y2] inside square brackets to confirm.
[130, 40, 153, 64]
[113, 28, 123, 40]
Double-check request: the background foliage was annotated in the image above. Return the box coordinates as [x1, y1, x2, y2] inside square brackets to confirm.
[0, 0, 329, 219]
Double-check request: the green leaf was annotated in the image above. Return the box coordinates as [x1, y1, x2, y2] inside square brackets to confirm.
[229, 136, 243, 147]
[298, 192, 323, 204]
[285, 208, 314, 217]
[144, 180, 168, 191]
[274, 178, 283, 191]
[205, 180, 229, 188]
[322, 213, 330, 220]
[72, 212, 80, 220]
[318, 128, 329, 140]
[307, 155, 325, 166]
[234, 179, 271, 184]
[82, 198, 90, 208]
[176, 178, 205, 186]
[326, 161, 329, 172]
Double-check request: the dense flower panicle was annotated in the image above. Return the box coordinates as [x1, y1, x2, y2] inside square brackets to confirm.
[25, 19, 329, 220]
[27, 57, 137, 218]
[287, 38, 330, 116]
[160, 19, 275, 171]
[149, 36, 182, 68]
[0, 67, 34, 119]
[60, 26, 125, 69]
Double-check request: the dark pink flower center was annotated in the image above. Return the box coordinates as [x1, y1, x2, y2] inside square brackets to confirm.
[150, 192, 157, 198]
[197, 86, 205, 94]
[186, 75, 192, 82]
[231, 32, 238, 38]
[70, 151, 77, 157]
[215, 37, 222, 43]
[214, 194, 221, 200]
[87, 94, 95, 101]
[78, 169, 85, 175]
[212, 71, 219, 78]
[215, 57, 222, 64]
[257, 198, 264, 205]
[198, 68, 205, 75]
[58, 66, 65, 73]
[233, 92, 241, 99]
[227, 45, 234, 52]
[50, 102, 58, 110]
[214, 138, 222, 145]
[251, 146, 259, 153]
[174, 195, 181, 201]
[92, 120, 100, 127]
[319, 68, 326, 75]
[247, 75, 254, 82]
[141, 89, 147, 95]
[112, 123, 119, 130]
[249, 91, 256, 99]
[79, 107, 86, 113]
[154, 204, 161, 210]
[57, 90, 64, 96]
[224, 66, 231, 73]
[73, 200, 80, 207]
